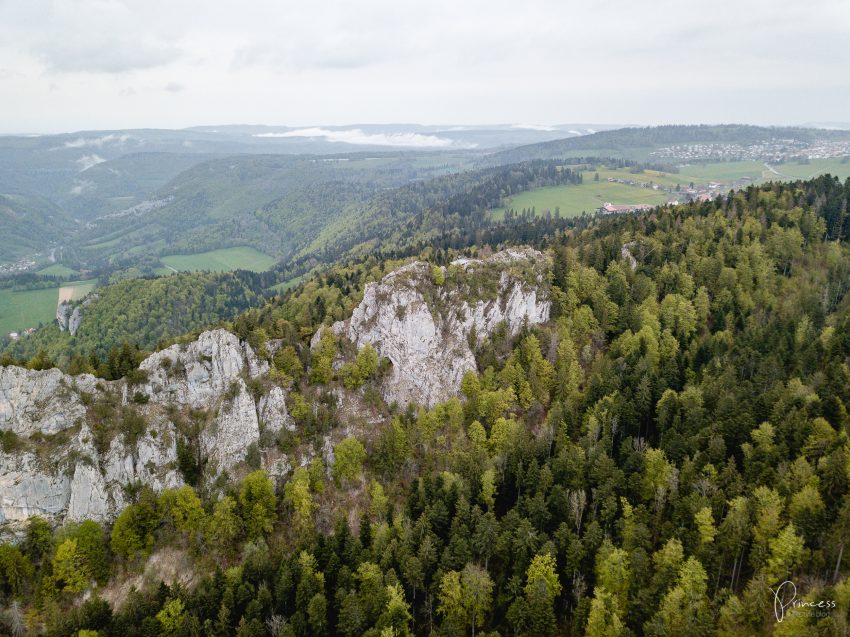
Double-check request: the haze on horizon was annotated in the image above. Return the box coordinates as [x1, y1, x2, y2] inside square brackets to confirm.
[1, 0, 849, 135]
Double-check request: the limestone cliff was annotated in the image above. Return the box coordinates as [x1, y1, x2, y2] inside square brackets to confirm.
[0, 366, 98, 436]
[0, 329, 289, 530]
[328, 247, 550, 407]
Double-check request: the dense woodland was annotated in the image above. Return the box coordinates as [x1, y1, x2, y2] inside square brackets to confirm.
[2, 175, 850, 636]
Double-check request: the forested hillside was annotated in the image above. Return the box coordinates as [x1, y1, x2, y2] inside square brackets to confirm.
[2, 271, 273, 365]
[2, 175, 850, 635]
[485, 125, 850, 165]
[0, 194, 75, 261]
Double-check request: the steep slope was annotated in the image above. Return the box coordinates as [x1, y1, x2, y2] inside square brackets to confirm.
[0, 193, 75, 262]
[0, 329, 291, 527]
[0, 247, 552, 528]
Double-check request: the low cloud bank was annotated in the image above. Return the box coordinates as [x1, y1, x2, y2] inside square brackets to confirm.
[75, 154, 106, 171]
[254, 127, 472, 148]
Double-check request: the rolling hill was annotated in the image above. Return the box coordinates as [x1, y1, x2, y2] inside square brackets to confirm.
[484, 124, 850, 164]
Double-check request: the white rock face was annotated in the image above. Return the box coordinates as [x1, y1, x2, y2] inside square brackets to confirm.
[139, 329, 268, 408]
[56, 301, 72, 331]
[1, 329, 288, 528]
[67, 462, 110, 521]
[68, 306, 84, 336]
[0, 366, 97, 435]
[259, 386, 294, 434]
[331, 247, 550, 407]
[201, 378, 260, 473]
[0, 452, 71, 523]
[621, 242, 638, 271]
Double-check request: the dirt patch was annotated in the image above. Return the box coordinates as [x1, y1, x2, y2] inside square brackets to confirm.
[57, 286, 77, 304]
[98, 546, 197, 610]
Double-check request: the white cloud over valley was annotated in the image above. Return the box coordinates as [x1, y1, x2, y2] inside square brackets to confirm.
[75, 154, 106, 171]
[254, 128, 468, 148]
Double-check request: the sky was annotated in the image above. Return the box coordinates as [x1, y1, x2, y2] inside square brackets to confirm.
[1, 0, 849, 134]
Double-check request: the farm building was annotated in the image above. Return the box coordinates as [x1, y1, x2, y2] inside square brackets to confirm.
[598, 202, 654, 214]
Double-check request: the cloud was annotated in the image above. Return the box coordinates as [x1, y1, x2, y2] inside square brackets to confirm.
[164, 82, 184, 93]
[511, 124, 556, 132]
[62, 134, 133, 149]
[253, 128, 473, 148]
[1, 0, 849, 131]
[37, 37, 180, 74]
[75, 154, 106, 171]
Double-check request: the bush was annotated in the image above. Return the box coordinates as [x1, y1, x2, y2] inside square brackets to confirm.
[431, 265, 446, 286]
[1, 429, 22, 453]
[333, 437, 366, 485]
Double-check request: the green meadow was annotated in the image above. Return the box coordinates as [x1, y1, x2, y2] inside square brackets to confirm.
[491, 158, 850, 221]
[0, 287, 62, 336]
[37, 264, 79, 277]
[0, 279, 97, 336]
[492, 175, 669, 220]
[159, 246, 277, 273]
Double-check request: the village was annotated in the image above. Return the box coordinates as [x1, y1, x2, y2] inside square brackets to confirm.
[0, 255, 38, 275]
[649, 138, 850, 163]
[596, 173, 754, 214]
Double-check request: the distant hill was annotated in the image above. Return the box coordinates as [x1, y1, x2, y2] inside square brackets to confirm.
[483, 124, 850, 164]
[0, 124, 624, 271]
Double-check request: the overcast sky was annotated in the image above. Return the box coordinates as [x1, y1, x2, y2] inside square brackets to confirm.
[1, 0, 849, 134]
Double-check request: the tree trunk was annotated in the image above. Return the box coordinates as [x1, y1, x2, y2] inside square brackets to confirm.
[834, 543, 844, 583]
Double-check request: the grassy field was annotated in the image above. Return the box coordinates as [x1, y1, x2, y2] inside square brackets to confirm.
[160, 246, 277, 273]
[268, 273, 308, 294]
[37, 264, 79, 277]
[0, 279, 97, 336]
[59, 280, 96, 303]
[0, 287, 63, 335]
[491, 159, 850, 221]
[492, 178, 670, 220]
[762, 158, 850, 181]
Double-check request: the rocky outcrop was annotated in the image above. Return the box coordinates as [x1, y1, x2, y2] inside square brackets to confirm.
[259, 386, 294, 435]
[1, 329, 290, 529]
[0, 452, 71, 524]
[621, 242, 638, 271]
[329, 247, 550, 407]
[0, 366, 98, 435]
[139, 329, 268, 407]
[201, 378, 260, 473]
[56, 301, 72, 331]
[56, 295, 94, 336]
[69, 306, 84, 336]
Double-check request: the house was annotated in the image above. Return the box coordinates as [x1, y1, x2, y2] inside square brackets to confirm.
[8, 332, 19, 340]
[598, 202, 654, 214]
